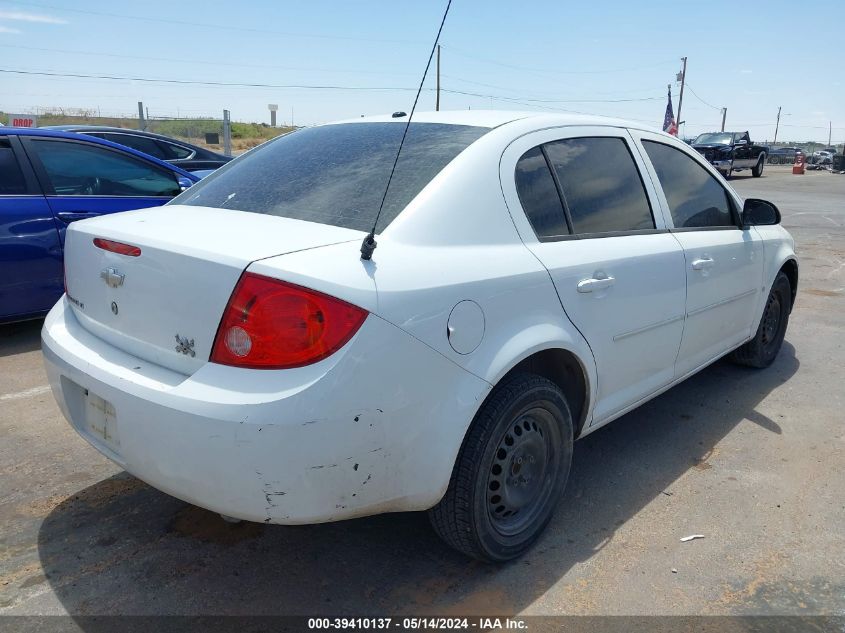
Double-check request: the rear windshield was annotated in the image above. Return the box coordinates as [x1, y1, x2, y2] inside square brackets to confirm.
[173, 122, 488, 232]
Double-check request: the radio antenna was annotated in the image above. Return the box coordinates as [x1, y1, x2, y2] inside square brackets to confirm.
[360, 0, 452, 261]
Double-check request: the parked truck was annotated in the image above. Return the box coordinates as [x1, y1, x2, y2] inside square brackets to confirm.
[691, 131, 767, 178]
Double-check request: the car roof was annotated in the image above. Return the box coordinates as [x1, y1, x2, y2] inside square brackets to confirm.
[40, 125, 228, 158]
[43, 124, 184, 139]
[329, 110, 662, 134]
[0, 127, 199, 180]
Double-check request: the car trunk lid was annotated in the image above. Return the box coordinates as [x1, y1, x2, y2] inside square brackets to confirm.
[63, 205, 363, 375]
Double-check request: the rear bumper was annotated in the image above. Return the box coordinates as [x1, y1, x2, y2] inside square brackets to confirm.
[42, 298, 490, 524]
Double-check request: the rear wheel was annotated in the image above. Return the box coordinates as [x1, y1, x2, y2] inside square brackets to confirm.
[730, 272, 791, 368]
[752, 155, 765, 177]
[429, 372, 574, 562]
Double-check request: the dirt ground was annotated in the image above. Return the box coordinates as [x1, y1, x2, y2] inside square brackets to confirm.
[0, 165, 843, 618]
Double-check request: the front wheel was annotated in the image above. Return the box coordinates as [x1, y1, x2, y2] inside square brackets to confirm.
[730, 272, 791, 368]
[752, 155, 765, 177]
[429, 373, 574, 562]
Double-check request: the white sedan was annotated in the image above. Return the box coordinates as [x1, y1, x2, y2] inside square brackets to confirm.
[42, 111, 797, 562]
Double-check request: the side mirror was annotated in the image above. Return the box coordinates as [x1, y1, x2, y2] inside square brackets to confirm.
[742, 198, 781, 226]
[735, 139, 748, 146]
[177, 176, 194, 192]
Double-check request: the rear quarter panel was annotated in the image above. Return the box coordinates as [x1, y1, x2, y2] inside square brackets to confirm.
[371, 127, 597, 425]
[251, 124, 599, 432]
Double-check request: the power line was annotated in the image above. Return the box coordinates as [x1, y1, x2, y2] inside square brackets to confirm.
[441, 74, 664, 100]
[440, 45, 677, 76]
[2, 0, 422, 44]
[0, 67, 665, 105]
[683, 83, 721, 110]
[0, 43, 420, 77]
[0, 68, 421, 91]
[443, 87, 662, 104]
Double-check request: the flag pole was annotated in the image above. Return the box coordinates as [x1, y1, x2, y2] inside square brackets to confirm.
[676, 57, 687, 137]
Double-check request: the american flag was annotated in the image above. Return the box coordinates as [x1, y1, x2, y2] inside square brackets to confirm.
[663, 86, 678, 136]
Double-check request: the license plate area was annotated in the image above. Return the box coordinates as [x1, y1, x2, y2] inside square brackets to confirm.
[60, 376, 123, 463]
[84, 390, 120, 453]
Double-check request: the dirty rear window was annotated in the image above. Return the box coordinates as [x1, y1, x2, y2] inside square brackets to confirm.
[173, 122, 488, 233]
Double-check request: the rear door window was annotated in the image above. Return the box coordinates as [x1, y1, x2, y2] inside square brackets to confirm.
[174, 122, 489, 232]
[642, 140, 735, 228]
[544, 137, 654, 234]
[0, 139, 27, 195]
[514, 146, 568, 238]
[29, 139, 181, 197]
[99, 133, 167, 159]
[156, 141, 193, 159]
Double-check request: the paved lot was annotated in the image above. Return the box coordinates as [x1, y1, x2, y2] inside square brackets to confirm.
[1, 166, 843, 617]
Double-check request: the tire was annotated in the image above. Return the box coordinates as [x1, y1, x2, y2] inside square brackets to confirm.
[429, 372, 574, 562]
[730, 272, 791, 368]
[752, 155, 765, 177]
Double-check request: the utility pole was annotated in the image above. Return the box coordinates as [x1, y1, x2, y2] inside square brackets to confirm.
[222, 109, 232, 157]
[137, 101, 146, 131]
[676, 57, 687, 134]
[720, 107, 727, 132]
[773, 106, 782, 146]
[436, 44, 441, 111]
[829, 121, 832, 147]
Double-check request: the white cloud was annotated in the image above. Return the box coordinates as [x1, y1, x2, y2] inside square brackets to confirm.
[0, 10, 67, 24]
[0, 24, 22, 33]
[740, 69, 753, 74]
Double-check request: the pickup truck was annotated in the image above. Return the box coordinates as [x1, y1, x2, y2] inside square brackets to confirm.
[692, 131, 767, 178]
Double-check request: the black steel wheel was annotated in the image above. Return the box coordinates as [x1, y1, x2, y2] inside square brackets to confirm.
[730, 271, 792, 368]
[486, 406, 560, 537]
[429, 372, 574, 562]
[760, 287, 783, 349]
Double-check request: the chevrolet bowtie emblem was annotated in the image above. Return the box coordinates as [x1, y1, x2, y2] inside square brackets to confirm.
[100, 267, 125, 288]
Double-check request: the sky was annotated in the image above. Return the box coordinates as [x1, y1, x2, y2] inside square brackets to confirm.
[0, 0, 843, 145]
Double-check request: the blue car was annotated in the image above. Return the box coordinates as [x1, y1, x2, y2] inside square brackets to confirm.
[0, 128, 200, 323]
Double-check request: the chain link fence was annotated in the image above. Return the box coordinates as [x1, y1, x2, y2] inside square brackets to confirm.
[3, 107, 294, 157]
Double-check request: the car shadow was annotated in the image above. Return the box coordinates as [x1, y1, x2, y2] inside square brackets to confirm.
[36, 343, 799, 617]
[0, 320, 43, 358]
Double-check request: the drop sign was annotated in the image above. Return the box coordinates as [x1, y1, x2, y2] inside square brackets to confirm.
[7, 114, 37, 128]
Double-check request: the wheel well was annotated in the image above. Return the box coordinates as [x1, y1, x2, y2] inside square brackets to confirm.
[505, 349, 589, 439]
[780, 259, 798, 310]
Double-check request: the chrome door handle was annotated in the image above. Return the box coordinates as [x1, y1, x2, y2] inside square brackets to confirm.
[56, 211, 98, 223]
[577, 276, 615, 293]
[691, 257, 715, 270]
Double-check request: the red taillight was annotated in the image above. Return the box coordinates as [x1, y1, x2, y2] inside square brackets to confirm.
[93, 238, 141, 257]
[210, 273, 368, 369]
